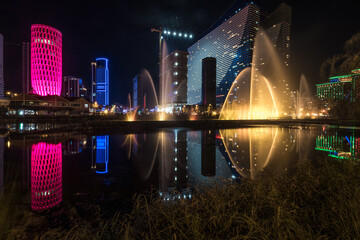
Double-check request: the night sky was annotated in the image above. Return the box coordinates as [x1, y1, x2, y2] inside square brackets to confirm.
[1, 0, 359, 104]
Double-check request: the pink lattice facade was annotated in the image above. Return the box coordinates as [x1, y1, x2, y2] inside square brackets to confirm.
[31, 24, 62, 96]
[31, 142, 62, 211]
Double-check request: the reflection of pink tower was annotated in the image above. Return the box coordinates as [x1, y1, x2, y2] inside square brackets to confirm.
[31, 142, 62, 211]
[31, 24, 62, 96]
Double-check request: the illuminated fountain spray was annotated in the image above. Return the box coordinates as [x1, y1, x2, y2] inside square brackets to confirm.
[296, 75, 312, 118]
[127, 93, 137, 121]
[220, 29, 290, 120]
[159, 40, 173, 121]
[31, 142, 62, 211]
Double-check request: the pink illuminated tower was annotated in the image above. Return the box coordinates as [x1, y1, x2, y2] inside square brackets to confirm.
[31, 24, 62, 96]
[31, 142, 62, 211]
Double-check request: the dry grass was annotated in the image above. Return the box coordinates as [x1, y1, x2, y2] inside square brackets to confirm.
[5, 158, 360, 239]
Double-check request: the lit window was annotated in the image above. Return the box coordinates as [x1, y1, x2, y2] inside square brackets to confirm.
[175, 62, 178, 66]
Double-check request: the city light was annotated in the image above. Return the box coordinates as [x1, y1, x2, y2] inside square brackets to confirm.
[161, 29, 193, 40]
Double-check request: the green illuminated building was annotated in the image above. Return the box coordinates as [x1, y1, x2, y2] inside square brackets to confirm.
[316, 69, 360, 102]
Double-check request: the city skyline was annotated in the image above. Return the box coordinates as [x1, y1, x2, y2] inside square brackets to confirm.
[0, 0, 359, 104]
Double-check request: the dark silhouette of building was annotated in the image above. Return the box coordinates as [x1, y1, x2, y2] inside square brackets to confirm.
[133, 74, 144, 111]
[201, 130, 216, 177]
[62, 76, 80, 98]
[0, 34, 3, 99]
[22, 42, 31, 94]
[201, 57, 216, 107]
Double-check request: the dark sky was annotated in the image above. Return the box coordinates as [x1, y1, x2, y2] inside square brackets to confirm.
[1, 0, 360, 104]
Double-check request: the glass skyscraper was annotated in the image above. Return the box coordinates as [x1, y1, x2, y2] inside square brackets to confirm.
[95, 58, 109, 106]
[187, 1, 260, 105]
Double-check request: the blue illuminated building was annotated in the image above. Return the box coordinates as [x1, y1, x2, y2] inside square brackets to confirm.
[95, 58, 109, 106]
[96, 135, 109, 174]
[187, 1, 260, 105]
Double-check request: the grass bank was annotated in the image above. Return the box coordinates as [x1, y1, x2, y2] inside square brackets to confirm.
[6, 157, 360, 239]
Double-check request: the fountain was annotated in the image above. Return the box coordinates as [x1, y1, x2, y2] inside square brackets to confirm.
[126, 93, 137, 121]
[295, 74, 312, 118]
[220, 29, 290, 120]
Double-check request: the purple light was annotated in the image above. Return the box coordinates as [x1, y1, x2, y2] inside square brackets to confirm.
[31, 142, 62, 211]
[31, 24, 62, 96]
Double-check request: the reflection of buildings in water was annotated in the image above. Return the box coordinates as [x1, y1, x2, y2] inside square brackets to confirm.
[187, 131, 233, 185]
[63, 138, 87, 156]
[159, 130, 190, 200]
[316, 131, 360, 160]
[218, 127, 308, 180]
[0, 138, 3, 196]
[31, 142, 62, 211]
[201, 130, 216, 177]
[92, 135, 109, 174]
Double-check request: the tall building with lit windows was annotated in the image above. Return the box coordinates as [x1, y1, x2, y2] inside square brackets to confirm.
[91, 62, 96, 102]
[95, 58, 109, 106]
[161, 50, 188, 106]
[187, 1, 260, 105]
[31, 24, 62, 96]
[262, 3, 292, 111]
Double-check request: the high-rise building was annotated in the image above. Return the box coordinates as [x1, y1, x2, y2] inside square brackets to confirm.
[262, 3, 292, 70]
[79, 78, 87, 99]
[262, 3, 292, 112]
[95, 58, 109, 106]
[62, 76, 80, 98]
[31, 24, 62, 96]
[161, 50, 188, 107]
[22, 42, 31, 93]
[201, 57, 217, 107]
[91, 62, 96, 102]
[133, 74, 144, 111]
[0, 34, 4, 99]
[31, 142, 62, 211]
[187, 1, 260, 105]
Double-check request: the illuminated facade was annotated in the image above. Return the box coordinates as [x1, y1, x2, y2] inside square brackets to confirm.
[161, 50, 188, 105]
[31, 142, 62, 211]
[316, 132, 360, 160]
[31, 24, 62, 96]
[316, 69, 360, 102]
[0, 33, 3, 99]
[261, 3, 292, 112]
[95, 58, 109, 106]
[91, 62, 96, 102]
[95, 135, 109, 174]
[187, 2, 260, 105]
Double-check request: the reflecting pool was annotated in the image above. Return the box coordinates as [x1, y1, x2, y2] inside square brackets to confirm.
[1, 125, 360, 215]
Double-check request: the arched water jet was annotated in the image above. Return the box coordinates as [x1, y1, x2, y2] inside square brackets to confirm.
[219, 127, 278, 179]
[219, 29, 290, 120]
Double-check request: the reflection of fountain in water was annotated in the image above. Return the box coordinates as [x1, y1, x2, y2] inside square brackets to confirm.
[129, 133, 160, 182]
[220, 29, 289, 120]
[220, 128, 278, 179]
[296, 75, 312, 119]
[31, 142, 62, 211]
[219, 127, 312, 179]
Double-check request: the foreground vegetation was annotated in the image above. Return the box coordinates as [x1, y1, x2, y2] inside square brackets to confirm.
[5, 157, 360, 239]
